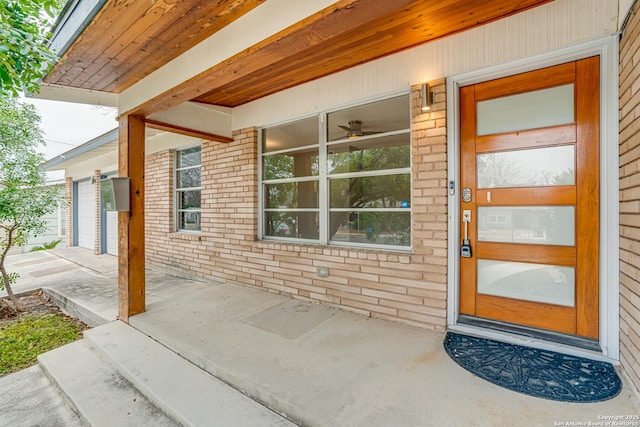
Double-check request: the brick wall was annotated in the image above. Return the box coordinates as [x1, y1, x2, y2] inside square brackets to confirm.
[144, 82, 449, 330]
[145, 150, 176, 267]
[619, 2, 640, 397]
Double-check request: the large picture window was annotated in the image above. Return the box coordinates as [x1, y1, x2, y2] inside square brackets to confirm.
[175, 146, 201, 231]
[261, 94, 411, 249]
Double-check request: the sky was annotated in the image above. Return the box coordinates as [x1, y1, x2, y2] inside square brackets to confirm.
[20, 96, 118, 160]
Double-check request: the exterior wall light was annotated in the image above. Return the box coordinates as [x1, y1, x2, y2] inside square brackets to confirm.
[421, 83, 433, 111]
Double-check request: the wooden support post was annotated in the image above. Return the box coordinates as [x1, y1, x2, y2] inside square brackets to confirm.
[118, 115, 146, 323]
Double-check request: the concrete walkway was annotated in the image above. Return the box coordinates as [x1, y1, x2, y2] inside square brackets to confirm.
[1, 246, 206, 325]
[1, 247, 640, 426]
[0, 366, 83, 427]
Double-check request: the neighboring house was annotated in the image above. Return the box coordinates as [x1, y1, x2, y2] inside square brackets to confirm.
[23, 181, 66, 252]
[43, 130, 118, 255]
[42, 127, 204, 256]
[34, 0, 640, 399]
[7, 180, 66, 254]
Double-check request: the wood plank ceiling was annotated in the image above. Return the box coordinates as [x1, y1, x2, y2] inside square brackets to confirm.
[45, 0, 553, 115]
[45, 0, 265, 92]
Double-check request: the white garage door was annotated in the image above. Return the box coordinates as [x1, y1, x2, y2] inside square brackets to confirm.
[106, 210, 118, 255]
[77, 180, 95, 250]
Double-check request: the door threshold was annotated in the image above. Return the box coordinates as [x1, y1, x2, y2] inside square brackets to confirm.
[452, 316, 612, 362]
[458, 315, 600, 351]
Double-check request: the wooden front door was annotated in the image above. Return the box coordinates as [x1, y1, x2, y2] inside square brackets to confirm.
[459, 57, 600, 339]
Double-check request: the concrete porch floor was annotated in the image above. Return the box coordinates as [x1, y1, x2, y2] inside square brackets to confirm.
[131, 283, 640, 426]
[2, 247, 640, 426]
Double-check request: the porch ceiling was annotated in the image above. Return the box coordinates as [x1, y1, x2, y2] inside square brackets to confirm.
[45, 0, 264, 93]
[45, 0, 553, 115]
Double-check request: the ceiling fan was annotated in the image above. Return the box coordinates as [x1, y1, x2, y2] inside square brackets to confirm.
[338, 120, 380, 139]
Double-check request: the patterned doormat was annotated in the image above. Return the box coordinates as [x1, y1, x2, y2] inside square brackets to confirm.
[444, 332, 621, 402]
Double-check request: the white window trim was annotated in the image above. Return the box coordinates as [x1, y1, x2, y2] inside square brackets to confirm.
[258, 93, 412, 250]
[446, 35, 620, 362]
[174, 146, 202, 233]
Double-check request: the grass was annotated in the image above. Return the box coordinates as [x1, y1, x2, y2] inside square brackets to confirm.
[0, 313, 85, 376]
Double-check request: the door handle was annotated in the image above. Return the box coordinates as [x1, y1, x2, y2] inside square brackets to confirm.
[461, 210, 472, 258]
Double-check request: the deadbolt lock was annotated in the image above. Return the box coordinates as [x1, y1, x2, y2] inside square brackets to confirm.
[462, 188, 471, 203]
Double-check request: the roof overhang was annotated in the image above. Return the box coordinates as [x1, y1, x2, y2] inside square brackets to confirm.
[42, 0, 554, 117]
[49, 0, 108, 59]
[42, 128, 118, 171]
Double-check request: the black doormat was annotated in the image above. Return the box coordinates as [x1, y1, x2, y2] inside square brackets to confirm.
[444, 332, 621, 402]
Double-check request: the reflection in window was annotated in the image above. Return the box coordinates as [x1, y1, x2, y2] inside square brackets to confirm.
[261, 94, 411, 248]
[264, 211, 319, 239]
[328, 134, 410, 174]
[327, 95, 411, 247]
[177, 168, 201, 188]
[477, 259, 575, 307]
[263, 151, 319, 180]
[477, 145, 575, 188]
[330, 175, 410, 209]
[262, 117, 320, 240]
[175, 147, 201, 231]
[478, 206, 574, 246]
[327, 96, 410, 142]
[263, 116, 319, 152]
[330, 211, 410, 246]
[177, 146, 201, 168]
[265, 182, 319, 209]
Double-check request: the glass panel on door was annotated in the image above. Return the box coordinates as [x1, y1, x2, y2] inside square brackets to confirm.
[478, 206, 575, 245]
[477, 259, 575, 307]
[476, 84, 574, 136]
[476, 145, 575, 188]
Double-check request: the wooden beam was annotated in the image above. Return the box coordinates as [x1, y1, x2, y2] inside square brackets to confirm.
[144, 119, 233, 143]
[46, 0, 553, 111]
[120, 0, 552, 116]
[118, 115, 146, 323]
[94, 0, 264, 93]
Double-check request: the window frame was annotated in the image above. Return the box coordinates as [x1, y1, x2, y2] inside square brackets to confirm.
[260, 120, 321, 243]
[174, 145, 202, 233]
[259, 92, 412, 250]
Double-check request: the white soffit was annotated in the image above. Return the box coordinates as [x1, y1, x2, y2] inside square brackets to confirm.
[42, 129, 118, 171]
[44, 140, 118, 172]
[145, 131, 203, 155]
[148, 102, 232, 138]
[31, 83, 119, 107]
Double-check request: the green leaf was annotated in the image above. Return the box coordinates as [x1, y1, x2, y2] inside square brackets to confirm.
[0, 0, 62, 97]
[44, 0, 58, 18]
[0, 66, 11, 82]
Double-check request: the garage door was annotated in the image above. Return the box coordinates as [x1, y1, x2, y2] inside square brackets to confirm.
[106, 210, 118, 255]
[77, 180, 95, 250]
